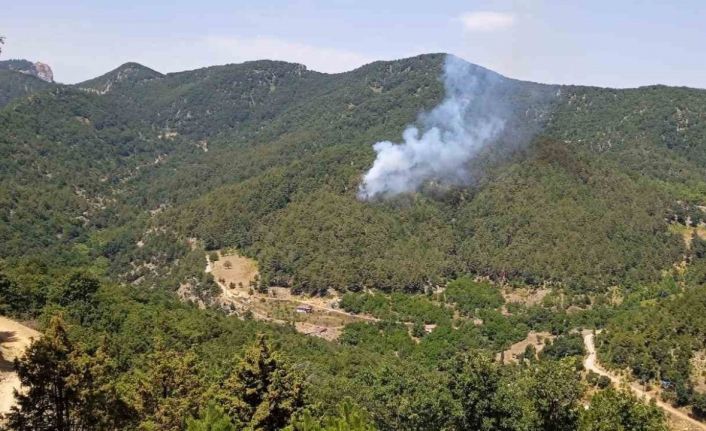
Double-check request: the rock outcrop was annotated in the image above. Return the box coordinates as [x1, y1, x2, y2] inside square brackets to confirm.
[0, 59, 54, 82]
[32, 62, 54, 82]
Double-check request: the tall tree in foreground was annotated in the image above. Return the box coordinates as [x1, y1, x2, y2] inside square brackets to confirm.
[533, 359, 584, 431]
[3, 315, 131, 430]
[134, 342, 203, 430]
[217, 334, 305, 431]
[448, 351, 502, 430]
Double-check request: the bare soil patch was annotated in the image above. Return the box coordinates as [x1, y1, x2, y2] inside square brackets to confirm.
[0, 317, 40, 415]
[497, 331, 554, 364]
[502, 287, 551, 307]
[691, 350, 706, 393]
[210, 251, 259, 290]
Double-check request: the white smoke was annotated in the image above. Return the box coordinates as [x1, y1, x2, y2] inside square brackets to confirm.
[358, 55, 509, 200]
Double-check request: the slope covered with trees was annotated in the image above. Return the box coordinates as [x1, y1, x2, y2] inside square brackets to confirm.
[2, 53, 703, 294]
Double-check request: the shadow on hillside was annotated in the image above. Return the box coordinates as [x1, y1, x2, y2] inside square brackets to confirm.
[0, 330, 19, 372]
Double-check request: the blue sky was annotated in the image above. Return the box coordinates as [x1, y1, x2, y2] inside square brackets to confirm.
[2, 0, 705, 88]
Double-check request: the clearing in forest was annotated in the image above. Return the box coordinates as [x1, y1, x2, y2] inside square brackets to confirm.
[208, 251, 375, 341]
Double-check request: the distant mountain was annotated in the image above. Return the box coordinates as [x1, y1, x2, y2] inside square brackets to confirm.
[77, 62, 163, 93]
[0, 59, 54, 82]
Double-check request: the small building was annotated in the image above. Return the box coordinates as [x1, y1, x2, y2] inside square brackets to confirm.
[295, 305, 313, 314]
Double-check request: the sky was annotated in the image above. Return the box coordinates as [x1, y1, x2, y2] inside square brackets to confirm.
[2, 0, 705, 88]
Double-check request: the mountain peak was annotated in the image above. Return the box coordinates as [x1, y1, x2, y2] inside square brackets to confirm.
[0, 59, 54, 82]
[77, 62, 163, 93]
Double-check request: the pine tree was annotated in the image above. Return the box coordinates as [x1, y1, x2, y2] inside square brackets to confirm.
[4, 315, 131, 431]
[286, 398, 377, 431]
[134, 341, 203, 430]
[70, 339, 133, 429]
[218, 334, 305, 431]
[186, 403, 237, 431]
[5, 315, 75, 431]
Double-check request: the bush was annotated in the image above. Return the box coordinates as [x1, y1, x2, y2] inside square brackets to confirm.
[693, 392, 706, 419]
[444, 277, 504, 316]
[541, 334, 586, 360]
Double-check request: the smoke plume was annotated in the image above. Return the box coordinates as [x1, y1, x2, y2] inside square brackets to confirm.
[358, 55, 524, 200]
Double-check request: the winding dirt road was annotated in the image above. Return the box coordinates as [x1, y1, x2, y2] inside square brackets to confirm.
[0, 316, 40, 415]
[583, 330, 706, 430]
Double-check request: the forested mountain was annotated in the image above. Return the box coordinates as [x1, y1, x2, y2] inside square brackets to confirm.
[2, 54, 703, 292]
[1, 53, 706, 430]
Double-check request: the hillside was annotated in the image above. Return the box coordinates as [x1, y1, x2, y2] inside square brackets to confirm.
[0, 54, 704, 293]
[0, 71, 56, 108]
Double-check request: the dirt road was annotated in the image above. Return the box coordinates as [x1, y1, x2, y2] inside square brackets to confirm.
[583, 330, 706, 430]
[0, 316, 40, 415]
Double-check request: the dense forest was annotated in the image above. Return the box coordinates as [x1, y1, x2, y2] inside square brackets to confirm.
[1, 51, 706, 429]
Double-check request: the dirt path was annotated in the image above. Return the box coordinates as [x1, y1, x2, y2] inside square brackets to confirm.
[0, 316, 40, 415]
[583, 330, 706, 431]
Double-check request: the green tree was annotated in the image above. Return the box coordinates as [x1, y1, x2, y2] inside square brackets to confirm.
[530, 359, 583, 431]
[186, 403, 237, 431]
[448, 350, 502, 430]
[4, 315, 131, 431]
[218, 335, 305, 431]
[412, 320, 426, 338]
[579, 388, 666, 431]
[493, 369, 542, 431]
[693, 392, 706, 419]
[50, 272, 100, 306]
[521, 344, 537, 362]
[49, 272, 101, 324]
[286, 398, 377, 431]
[134, 342, 203, 430]
[0, 271, 15, 314]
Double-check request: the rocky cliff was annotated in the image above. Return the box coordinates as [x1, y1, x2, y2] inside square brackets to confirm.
[0, 59, 54, 82]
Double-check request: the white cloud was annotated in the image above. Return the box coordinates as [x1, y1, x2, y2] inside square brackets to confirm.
[459, 11, 516, 32]
[203, 36, 372, 74]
